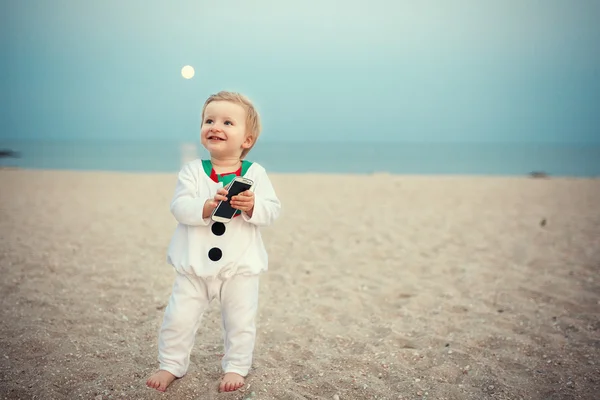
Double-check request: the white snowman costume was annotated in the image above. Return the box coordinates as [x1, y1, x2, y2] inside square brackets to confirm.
[157, 158, 281, 379]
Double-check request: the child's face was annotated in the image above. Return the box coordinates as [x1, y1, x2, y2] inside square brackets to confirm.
[201, 100, 253, 158]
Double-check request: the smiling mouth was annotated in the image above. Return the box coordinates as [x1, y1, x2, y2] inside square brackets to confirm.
[207, 135, 225, 141]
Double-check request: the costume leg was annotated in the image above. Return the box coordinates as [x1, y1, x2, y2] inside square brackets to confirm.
[158, 273, 211, 377]
[219, 274, 260, 376]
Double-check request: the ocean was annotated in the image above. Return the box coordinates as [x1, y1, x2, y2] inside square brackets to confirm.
[0, 140, 599, 177]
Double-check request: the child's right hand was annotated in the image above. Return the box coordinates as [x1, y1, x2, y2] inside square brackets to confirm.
[203, 188, 229, 218]
[211, 188, 229, 207]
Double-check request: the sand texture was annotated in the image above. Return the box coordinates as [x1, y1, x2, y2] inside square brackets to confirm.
[1, 169, 599, 400]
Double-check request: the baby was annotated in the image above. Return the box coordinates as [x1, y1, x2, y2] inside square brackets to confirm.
[146, 91, 281, 393]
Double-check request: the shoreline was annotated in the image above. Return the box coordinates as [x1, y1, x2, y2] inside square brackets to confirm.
[1, 166, 598, 180]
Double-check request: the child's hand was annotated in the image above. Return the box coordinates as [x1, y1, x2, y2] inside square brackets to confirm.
[203, 188, 228, 218]
[211, 188, 229, 207]
[230, 190, 255, 215]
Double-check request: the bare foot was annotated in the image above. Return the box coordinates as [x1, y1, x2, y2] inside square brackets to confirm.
[219, 372, 245, 392]
[146, 370, 177, 392]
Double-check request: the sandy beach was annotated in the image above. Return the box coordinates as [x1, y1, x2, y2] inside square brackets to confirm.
[1, 168, 599, 400]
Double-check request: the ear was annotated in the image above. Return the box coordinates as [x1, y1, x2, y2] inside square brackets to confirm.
[242, 134, 254, 149]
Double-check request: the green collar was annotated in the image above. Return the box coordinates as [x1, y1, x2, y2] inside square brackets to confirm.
[201, 159, 253, 186]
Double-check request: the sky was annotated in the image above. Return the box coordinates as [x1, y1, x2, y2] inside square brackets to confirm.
[1, 0, 599, 143]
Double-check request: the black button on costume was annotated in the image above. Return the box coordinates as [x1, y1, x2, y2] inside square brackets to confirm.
[211, 222, 226, 236]
[208, 247, 222, 261]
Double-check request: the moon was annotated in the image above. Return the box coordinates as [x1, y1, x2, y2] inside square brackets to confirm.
[181, 65, 195, 79]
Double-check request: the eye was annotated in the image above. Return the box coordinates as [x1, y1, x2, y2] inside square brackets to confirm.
[224, 120, 233, 126]
[204, 119, 213, 124]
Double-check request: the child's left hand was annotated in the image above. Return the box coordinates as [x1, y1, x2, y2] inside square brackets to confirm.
[230, 190, 255, 214]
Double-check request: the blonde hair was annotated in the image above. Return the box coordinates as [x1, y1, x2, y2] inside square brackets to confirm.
[201, 91, 262, 159]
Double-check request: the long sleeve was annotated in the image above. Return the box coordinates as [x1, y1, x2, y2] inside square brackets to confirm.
[170, 162, 212, 226]
[242, 165, 281, 227]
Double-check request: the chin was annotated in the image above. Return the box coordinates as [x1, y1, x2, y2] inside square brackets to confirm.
[205, 141, 226, 149]
[207, 147, 233, 157]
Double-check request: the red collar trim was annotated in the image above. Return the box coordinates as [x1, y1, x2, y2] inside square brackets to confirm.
[209, 166, 242, 183]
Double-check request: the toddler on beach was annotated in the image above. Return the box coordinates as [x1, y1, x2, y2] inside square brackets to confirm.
[146, 91, 281, 393]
